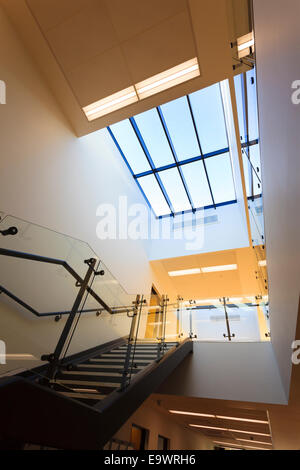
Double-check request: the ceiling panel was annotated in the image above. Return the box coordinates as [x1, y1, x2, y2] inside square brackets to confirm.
[67, 46, 132, 106]
[4, 0, 251, 135]
[121, 10, 196, 83]
[44, 0, 118, 71]
[104, 0, 187, 43]
[150, 248, 260, 301]
[27, 0, 87, 31]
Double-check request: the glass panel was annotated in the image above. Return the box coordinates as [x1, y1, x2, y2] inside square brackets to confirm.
[205, 153, 236, 203]
[228, 304, 261, 342]
[109, 119, 151, 174]
[242, 150, 252, 198]
[159, 168, 191, 213]
[181, 160, 213, 208]
[134, 108, 174, 167]
[0, 214, 137, 376]
[189, 83, 228, 154]
[191, 305, 228, 341]
[253, 171, 262, 197]
[248, 197, 265, 246]
[246, 67, 259, 141]
[137, 174, 171, 216]
[234, 73, 246, 143]
[249, 144, 262, 180]
[160, 96, 200, 161]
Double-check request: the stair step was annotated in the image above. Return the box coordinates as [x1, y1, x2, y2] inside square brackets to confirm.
[60, 391, 106, 400]
[75, 364, 143, 371]
[60, 370, 123, 378]
[100, 353, 157, 358]
[89, 358, 152, 364]
[56, 379, 120, 388]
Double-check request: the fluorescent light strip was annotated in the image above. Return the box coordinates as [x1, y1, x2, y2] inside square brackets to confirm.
[189, 424, 227, 431]
[237, 39, 255, 52]
[83, 86, 138, 121]
[168, 268, 201, 277]
[216, 415, 268, 424]
[190, 424, 272, 439]
[136, 58, 199, 99]
[214, 441, 269, 450]
[0, 354, 37, 360]
[229, 429, 271, 437]
[82, 58, 200, 120]
[169, 410, 215, 418]
[201, 264, 238, 273]
[170, 410, 269, 425]
[169, 264, 238, 277]
[237, 438, 272, 445]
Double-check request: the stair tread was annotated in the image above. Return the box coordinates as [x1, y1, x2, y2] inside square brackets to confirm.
[77, 364, 144, 370]
[89, 358, 152, 364]
[56, 379, 120, 388]
[59, 370, 124, 378]
[60, 391, 106, 400]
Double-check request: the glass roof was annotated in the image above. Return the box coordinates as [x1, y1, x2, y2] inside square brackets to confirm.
[108, 81, 238, 218]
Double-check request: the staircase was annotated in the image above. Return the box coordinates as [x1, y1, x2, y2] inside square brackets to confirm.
[0, 215, 192, 449]
[0, 338, 192, 449]
[49, 341, 178, 406]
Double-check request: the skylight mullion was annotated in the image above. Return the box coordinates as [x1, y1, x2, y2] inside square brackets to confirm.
[186, 95, 216, 209]
[129, 117, 175, 215]
[132, 140, 258, 178]
[156, 106, 195, 212]
[107, 126, 135, 177]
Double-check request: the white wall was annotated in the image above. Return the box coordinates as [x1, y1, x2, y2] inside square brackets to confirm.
[147, 202, 249, 260]
[158, 341, 287, 404]
[0, 5, 152, 296]
[253, 0, 300, 397]
[0, 5, 161, 375]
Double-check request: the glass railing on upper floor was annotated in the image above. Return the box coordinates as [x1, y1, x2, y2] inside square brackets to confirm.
[178, 296, 270, 342]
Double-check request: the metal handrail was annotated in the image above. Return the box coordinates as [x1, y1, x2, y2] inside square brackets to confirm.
[0, 247, 113, 315]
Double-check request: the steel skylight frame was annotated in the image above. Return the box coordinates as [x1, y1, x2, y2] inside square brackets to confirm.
[108, 83, 258, 219]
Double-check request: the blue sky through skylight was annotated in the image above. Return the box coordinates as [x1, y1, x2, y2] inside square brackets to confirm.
[107, 78, 260, 218]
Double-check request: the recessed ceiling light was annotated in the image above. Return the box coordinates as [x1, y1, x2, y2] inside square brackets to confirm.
[237, 32, 255, 58]
[1, 354, 37, 360]
[229, 429, 271, 437]
[216, 415, 268, 424]
[229, 297, 243, 302]
[214, 441, 269, 450]
[83, 86, 138, 121]
[201, 264, 238, 273]
[189, 424, 227, 431]
[135, 58, 200, 99]
[169, 410, 215, 418]
[168, 268, 201, 277]
[237, 438, 272, 445]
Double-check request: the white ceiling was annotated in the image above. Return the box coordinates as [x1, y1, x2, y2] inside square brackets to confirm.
[2, 0, 250, 135]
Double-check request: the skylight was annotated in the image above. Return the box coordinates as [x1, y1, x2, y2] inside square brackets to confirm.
[108, 81, 238, 218]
